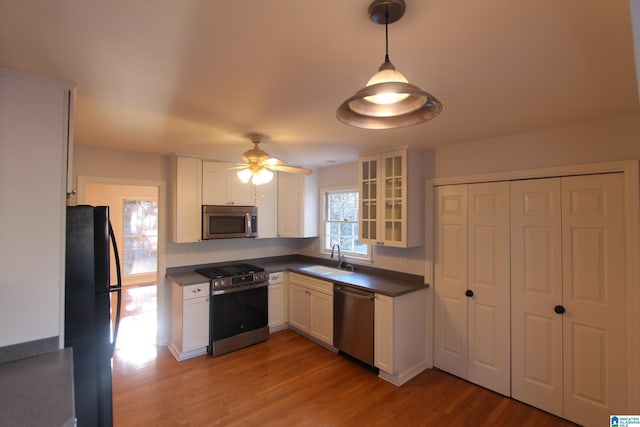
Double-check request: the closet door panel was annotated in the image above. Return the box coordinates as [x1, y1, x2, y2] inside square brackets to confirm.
[434, 185, 468, 378]
[510, 178, 563, 416]
[561, 173, 627, 426]
[466, 182, 510, 396]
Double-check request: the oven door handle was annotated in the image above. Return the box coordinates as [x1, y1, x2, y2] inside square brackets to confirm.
[211, 281, 269, 295]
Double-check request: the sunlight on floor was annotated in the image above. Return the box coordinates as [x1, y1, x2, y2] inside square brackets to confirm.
[113, 285, 157, 367]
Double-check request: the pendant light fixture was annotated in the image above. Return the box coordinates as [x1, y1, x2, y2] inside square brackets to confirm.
[336, 0, 442, 129]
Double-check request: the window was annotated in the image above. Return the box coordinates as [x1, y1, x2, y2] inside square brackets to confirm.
[123, 199, 158, 275]
[324, 189, 368, 257]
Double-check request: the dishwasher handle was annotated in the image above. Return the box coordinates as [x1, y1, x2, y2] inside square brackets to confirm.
[334, 284, 375, 300]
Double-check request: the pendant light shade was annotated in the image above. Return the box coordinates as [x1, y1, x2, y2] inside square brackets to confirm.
[336, 0, 442, 129]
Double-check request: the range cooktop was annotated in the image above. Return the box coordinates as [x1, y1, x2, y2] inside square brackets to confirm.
[195, 263, 265, 279]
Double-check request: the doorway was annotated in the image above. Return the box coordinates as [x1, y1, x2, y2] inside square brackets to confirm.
[79, 179, 161, 365]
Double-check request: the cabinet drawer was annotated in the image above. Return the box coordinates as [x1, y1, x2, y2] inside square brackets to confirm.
[183, 283, 209, 300]
[269, 271, 284, 284]
[289, 272, 332, 295]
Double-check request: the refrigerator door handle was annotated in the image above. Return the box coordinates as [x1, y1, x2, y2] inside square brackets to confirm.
[108, 221, 122, 356]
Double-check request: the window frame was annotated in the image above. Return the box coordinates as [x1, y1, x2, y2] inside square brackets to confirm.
[321, 186, 370, 260]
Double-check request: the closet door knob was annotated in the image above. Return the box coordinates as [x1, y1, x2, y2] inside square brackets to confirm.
[465, 290, 474, 297]
[554, 305, 566, 314]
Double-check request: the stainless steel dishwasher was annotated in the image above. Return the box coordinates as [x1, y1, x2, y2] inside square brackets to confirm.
[333, 284, 375, 367]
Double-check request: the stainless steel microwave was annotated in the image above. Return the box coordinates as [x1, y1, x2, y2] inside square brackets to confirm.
[202, 205, 258, 239]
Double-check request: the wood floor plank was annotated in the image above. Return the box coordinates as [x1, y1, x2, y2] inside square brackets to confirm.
[112, 330, 578, 426]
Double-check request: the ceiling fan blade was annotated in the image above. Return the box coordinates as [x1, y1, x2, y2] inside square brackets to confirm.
[223, 165, 249, 171]
[263, 157, 288, 166]
[203, 159, 239, 164]
[268, 164, 312, 175]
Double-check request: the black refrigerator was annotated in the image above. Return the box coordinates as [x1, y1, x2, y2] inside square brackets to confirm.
[65, 205, 122, 427]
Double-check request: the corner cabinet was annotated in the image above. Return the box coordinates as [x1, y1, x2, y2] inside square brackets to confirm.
[374, 289, 428, 386]
[359, 149, 425, 248]
[277, 172, 318, 238]
[202, 160, 255, 206]
[169, 281, 210, 361]
[169, 155, 202, 243]
[287, 273, 333, 346]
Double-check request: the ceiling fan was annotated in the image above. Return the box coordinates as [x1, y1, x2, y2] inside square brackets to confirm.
[223, 134, 312, 185]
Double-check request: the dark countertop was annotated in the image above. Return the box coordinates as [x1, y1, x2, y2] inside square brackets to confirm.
[166, 255, 427, 297]
[0, 348, 75, 427]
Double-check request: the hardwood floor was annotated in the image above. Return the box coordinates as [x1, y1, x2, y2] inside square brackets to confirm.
[112, 330, 578, 427]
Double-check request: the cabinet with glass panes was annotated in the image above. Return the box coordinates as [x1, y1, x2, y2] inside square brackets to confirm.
[358, 149, 425, 248]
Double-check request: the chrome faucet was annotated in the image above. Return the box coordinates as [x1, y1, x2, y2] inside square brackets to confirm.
[330, 243, 344, 269]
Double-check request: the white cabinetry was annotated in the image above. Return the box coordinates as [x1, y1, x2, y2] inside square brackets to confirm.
[433, 182, 511, 396]
[277, 172, 318, 238]
[169, 155, 202, 243]
[374, 289, 427, 386]
[287, 273, 333, 346]
[255, 174, 278, 238]
[0, 69, 74, 347]
[268, 271, 287, 332]
[169, 281, 209, 361]
[202, 160, 254, 206]
[359, 149, 425, 248]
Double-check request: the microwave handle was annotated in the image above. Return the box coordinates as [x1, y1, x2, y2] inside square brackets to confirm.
[246, 212, 252, 236]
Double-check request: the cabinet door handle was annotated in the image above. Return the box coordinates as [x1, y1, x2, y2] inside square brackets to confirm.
[465, 289, 474, 297]
[554, 305, 566, 314]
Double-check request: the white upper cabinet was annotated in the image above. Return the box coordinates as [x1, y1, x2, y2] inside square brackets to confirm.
[359, 149, 425, 248]
[255, 173, 278, 239]
[169, 155, 202, 243]
[202, 160, 255, 206]
[277, 172, 318, 238]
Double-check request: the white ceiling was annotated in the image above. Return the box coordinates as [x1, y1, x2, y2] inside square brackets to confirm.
[1, 0, 638, 168]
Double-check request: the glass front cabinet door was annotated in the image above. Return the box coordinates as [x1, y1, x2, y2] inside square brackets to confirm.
[359, 149, 423, 248]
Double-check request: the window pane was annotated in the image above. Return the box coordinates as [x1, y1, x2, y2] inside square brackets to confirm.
[323, 189, 368, 257]
[123, 199, 158, 275]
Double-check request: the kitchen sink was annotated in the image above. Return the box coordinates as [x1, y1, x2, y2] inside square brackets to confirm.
[300, 265, 354, 276]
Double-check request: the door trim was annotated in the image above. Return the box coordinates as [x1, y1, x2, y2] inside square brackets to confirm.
[431, 159, 640, 411]
[76, 175, 167, 346]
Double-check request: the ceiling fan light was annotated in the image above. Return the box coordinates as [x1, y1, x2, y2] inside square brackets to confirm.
[237, 168, 252, 183]
[251, 168, 274, 185]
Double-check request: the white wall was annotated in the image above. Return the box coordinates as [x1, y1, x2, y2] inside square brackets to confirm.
[0, 70, 71, 348]
[434, 112, 640, 178]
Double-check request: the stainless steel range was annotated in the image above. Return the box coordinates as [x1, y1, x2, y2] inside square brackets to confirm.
[196, 263, 269, 357]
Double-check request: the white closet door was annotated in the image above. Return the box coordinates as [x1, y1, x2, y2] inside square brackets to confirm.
[510, 178, 563, 416]
[467, 182, 511, 395]
[561, 173, 627, 427]
[434, 185, 468, 378]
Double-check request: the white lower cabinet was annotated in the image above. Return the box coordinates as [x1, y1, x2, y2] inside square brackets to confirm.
[374, 289, 427, 386]
[169, 282, 209, 361]
[268, 272, 287, 332]
[287, 273, 333, 346]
